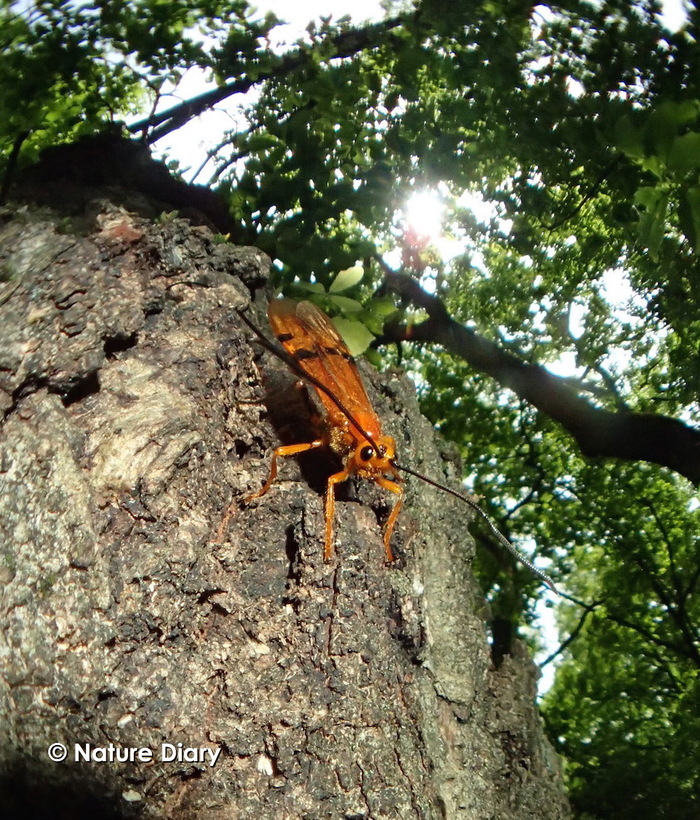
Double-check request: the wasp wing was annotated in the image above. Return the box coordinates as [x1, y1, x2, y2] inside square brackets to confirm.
[268, 299, 381, 437]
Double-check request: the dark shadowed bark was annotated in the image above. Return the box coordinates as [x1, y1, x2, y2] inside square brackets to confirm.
[0, 189, 570, 818]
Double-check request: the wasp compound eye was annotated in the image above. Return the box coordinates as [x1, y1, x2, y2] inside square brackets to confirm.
[360, 445, 374, 462]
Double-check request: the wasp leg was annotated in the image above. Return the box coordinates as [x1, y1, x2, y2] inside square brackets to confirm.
[246, 440, 325, 502]
[216, 440, 326, 544]
[324, 468, 351, 561]
[373, 477, 404, 563]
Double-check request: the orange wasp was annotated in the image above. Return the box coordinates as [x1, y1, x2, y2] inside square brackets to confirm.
[237, 298, 557, 590]
[244, 298, 402, 562]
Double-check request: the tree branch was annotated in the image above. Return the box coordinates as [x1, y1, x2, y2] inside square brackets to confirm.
[539, 597, 601, 668]
[127, 14, 411, 145]
[605, 607, 700, 665]
[380, 269, 700, 486]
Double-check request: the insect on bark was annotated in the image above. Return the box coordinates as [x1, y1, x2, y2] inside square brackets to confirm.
[237, 298, 557, 591]
[244, 298, 403, 562]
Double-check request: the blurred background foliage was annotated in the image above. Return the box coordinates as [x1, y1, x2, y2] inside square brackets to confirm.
[2, 0, 699, 815]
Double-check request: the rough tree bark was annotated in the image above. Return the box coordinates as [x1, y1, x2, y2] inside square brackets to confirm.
[0, 189, 570, 818]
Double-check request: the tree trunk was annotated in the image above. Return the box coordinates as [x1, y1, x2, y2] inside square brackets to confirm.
[0, 191, 570, 818]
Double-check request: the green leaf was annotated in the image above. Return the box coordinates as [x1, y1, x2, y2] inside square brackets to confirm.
[634, 186, 669, 259]
[367, 297, 398, 318]
[646, 100, 700, 160]
[633, 187, 662, 212]
[362, 298, 398, 334]
[246, 133, 283, 152]
[327, 294, 364, 312]
[649, 100, 699, 131]
[667, 132, 700, 174]
[640, 153, 663, 179]
[679, 186, 700, 252]
[332, 317, 375, 356]
[294, 281, 326, 294]
[612, 113, 644, 160]
[329, 265, 364, 293]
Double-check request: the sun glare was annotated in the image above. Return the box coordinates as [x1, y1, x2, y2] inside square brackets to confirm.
[456, 189, 500, 225]
[404, 190, 445, 242]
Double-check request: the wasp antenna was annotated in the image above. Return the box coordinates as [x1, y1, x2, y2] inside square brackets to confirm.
[393, 462, 558, 593]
